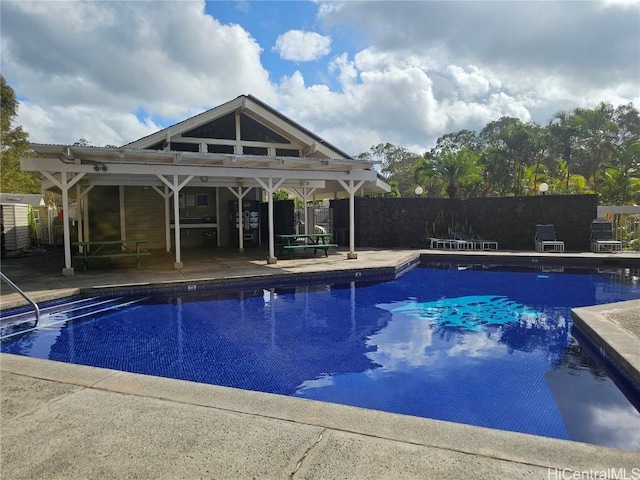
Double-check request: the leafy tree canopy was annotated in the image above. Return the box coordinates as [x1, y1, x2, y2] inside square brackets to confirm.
[1, 76, 40, 194]
[357, 143, 422, 197]
[365, 101, 638, 204]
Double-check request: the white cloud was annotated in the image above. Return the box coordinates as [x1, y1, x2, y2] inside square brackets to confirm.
[273, 30, 331, 62]
[447, 65, 500, 100]
[18, 101, 160, 146]
[275, 48, 544, 154]
[364, 312, 438, 372]
[2, 0, 276, 145]
[1, 0, 637, 157]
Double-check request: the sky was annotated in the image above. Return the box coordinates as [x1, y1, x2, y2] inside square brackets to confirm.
[1, 0, 639, 157]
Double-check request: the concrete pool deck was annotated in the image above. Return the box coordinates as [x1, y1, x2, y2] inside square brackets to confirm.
[1, 247, 640, 478]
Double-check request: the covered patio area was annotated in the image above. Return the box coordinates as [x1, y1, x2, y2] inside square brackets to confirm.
[20, 95, 390, 276]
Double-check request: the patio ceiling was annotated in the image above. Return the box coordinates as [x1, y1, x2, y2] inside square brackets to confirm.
[23, 144, 390, 199]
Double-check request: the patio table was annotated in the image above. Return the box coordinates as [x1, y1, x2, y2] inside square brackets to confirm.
[72, 239, 150, 270]
[277, 234, 337, 258]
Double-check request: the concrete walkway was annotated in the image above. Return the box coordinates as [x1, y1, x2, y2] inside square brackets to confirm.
[2, 247, 640, 478]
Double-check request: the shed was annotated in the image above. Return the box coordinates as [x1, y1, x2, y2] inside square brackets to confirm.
[1, 203, 31, 254]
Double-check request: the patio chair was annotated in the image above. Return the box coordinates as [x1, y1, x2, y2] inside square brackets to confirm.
[451, 232, 477, 250]
[452, 231, 498, 251]
[590, 218, 622, 253]
[534, 224, 564, 253]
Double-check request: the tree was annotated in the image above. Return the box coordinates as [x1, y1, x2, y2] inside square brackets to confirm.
[359, 143, 422, 197]
[272, 190, 290, 201]
[430, 129, 482, 156]
[548, 110, 579, 193]
[572, 102, 618, 192]
[415, 148, 482, 199]
[612, 103, 640, 144]
[598, 140, 640, 205]
[480, 118, 547, 196]
[478, 117, 521, 196]
[384, 180, 401, 198]
[0, 76, 39, 193]
[548, 160, 588, 194]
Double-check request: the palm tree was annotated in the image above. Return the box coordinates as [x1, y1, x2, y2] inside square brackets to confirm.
[415, 149, 482, 199]
[598, 140, 640, 205]
[548, 110, 579, 193]
[549, 160, 589, 194]
[572, 102, 618, 192]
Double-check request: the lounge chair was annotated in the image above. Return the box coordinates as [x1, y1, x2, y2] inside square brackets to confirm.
[534, 224, 564, 252]
[452, 232, 498, 251]
[429, 236, 470, 250]
[590, 218, 622, 253]
[451, 232, 478, 250]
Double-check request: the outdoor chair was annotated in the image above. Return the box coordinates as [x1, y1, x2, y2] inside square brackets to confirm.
[451, 232, 478, 250]
[429, 237, 466, 250]
[534, 224, 564, 253]
[428, 232, 471, 250]
[452, 231, 498, 251]
[589, 218, 622, 253]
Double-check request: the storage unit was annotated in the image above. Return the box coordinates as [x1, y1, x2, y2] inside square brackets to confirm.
[1, 203, 31, 254]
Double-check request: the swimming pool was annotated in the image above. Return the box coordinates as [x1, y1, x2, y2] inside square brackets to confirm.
[2, 264, 639, 451]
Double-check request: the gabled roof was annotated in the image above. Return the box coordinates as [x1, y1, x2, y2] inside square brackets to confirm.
[23, 94, 390, 199]
[124, 95, 353, 160]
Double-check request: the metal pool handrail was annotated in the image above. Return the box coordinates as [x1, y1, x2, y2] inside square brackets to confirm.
[0, 272, 40, 326]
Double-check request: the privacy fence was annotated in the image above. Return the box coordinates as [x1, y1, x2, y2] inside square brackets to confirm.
[331, 195, 598, 251]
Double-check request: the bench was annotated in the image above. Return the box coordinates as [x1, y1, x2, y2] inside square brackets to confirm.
[280, 243, 339, 258]
[72, 240, 150, 271]
[277, 234, 338, 259]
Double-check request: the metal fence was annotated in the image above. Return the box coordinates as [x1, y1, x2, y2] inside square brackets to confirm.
[597, 206, 640, 250]
[294, 207, 333, 234]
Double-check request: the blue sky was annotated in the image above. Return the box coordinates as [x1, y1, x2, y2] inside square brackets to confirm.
[207, 2, 336, 88]
[1, 0, 638, 156]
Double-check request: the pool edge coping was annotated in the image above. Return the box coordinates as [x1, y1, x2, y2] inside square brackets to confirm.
[571, 299, 640, 388]
[1, 352, 638, 471]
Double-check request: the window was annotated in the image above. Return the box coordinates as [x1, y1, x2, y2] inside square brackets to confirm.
[207, 144, 235, 154]
[145, 141, 166, 151]
[196, 194, 209, 207]
[170, 142, 199, 152]
[276, 148, 300, 157]
[243, 146, 268, 156]
[183, 113, 236, 139]
[240, 114, 290, 143]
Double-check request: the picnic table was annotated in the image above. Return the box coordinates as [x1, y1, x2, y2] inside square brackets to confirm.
[277, 234, 338, 259]
[72, 239, 150, 271]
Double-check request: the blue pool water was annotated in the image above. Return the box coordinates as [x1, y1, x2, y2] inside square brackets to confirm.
[2, 265, 640, 451]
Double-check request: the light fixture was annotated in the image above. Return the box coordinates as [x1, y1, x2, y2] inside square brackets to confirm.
[200, 176, 209, 182]
[539, 182, 549, 195]
[414, 186, 424, 196]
